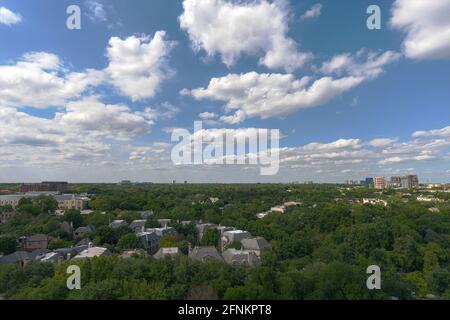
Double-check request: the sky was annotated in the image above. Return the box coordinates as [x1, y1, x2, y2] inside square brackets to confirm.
[0, 0, 449, 183]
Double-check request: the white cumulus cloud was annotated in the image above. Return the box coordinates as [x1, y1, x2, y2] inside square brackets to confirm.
[390, 0, 450, 60]
[0, 52, 104, 108]
[106, 31, 176, 101]
[179, 0, 311, 72]
[0, 6, 21, 25]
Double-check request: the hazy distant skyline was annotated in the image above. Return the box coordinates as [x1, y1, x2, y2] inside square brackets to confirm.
[0, 0, 449, 183]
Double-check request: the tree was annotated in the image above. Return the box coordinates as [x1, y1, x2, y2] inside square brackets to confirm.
[160, 234, 177, 248]
[35, 195, 58, 214]
[177, 240, 190, 255]
[145, 218, 159, 228]
[117, 234, 143, 250]
[64, 209, 83, 229]
[0, 236, 17, 255]
[201, 229, 220, 247]
[94, 226, 116, 245]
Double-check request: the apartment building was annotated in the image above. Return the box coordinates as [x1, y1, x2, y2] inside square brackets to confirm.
[0, 193, 89, 210]
[374, 176, 387, 189]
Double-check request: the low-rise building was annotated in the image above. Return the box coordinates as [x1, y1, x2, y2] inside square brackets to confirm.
[417, 195, 444, 202]
[362, 198, 388, 207]
[157, 219, 171, 228]
[189, 246, 223, 262]
[154, 247, 181, 259]
[241, 237, 272, 256]
[222, 249, 261, 266]
[270, 205, 286, 213]
[35, 252, 64, 263]
[74, 226, 95, 238]
[137, 231, 160, 255]
[284, 201, 301, 207]
[0, 193, 89, 210]
[0, 211, 15, 223]
[255, 212, 270, 219]
[145, 227, 176, 237]
[72, 246, 111, 259]
[109, 220, 128, 230]
[19, 234, 50, 252]
[129, 220, 147, 233]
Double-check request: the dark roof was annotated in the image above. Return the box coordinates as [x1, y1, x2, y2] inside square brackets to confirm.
[74, 226, 94, 234]
[189, 246, 223, 262]
[241, 237, 271, 250]
[0, 251, 31, 265]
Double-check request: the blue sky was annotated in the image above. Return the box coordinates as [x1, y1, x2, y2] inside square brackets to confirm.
[0, 0, 449, 183]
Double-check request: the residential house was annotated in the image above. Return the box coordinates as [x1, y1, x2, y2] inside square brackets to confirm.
[189, 246, 223, 262]
[74, 226, 95, 238]
[222, 249, 261, 266]
[241, 237, 272, 256]
[0, 249, 50, 266]
[157, 219, 171, 228]
[19, 234, 50, 252]
[35, 252, 64, 263]
[72, 246, 111, 259]
[120, 249, 147, 259]
[146, 227, 176, 237]
[129, 219, 147, 233]
[109, 220, 128, 230]
[221, 230, 251, 250]
[54, 247, 79, 260]
[154, 247, 181, 259]
[137, 231, 160, 255]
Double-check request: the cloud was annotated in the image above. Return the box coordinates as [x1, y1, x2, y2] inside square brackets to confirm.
[378, 155, 435, 165]
[138, 102, 180, 121]
[85, 0, 107, 22]
[0, 52, 104, 108]
[198, 112, 218, 120]
[0, 6, 21, 25]
[0, 107, 110, 167]
[179, 0, 312, 72]
[301, 3, 322, 20]
[106, 31, 176, 101]
[186, 72, 363, 123]
[367, 138, 398, 147]
[184, 50, 400, 123]
[412, 125, 450, 138]
[55, 97, 153, 141]
[390, 0, 450, 59]
[303, 139, 362, 151]
[319, 49, 402, 78]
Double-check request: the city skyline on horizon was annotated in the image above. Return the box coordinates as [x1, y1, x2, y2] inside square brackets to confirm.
[1, 0, 449, 183]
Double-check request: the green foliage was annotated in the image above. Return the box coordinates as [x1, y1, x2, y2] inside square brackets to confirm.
[160, 234, 177, 248]
[0, 235, 17, 255]
[0, 183, 448, 300]
[201, 228, 220, 247]
[117, 233, 143, 250]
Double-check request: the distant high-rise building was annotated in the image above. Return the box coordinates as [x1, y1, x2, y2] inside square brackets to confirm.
[400, 175, 419, 189]
[374, 176, 387, 189]
[19, 181, 68, 193]
[365, 177, 374, 185]
[390, 176, 402, 188]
